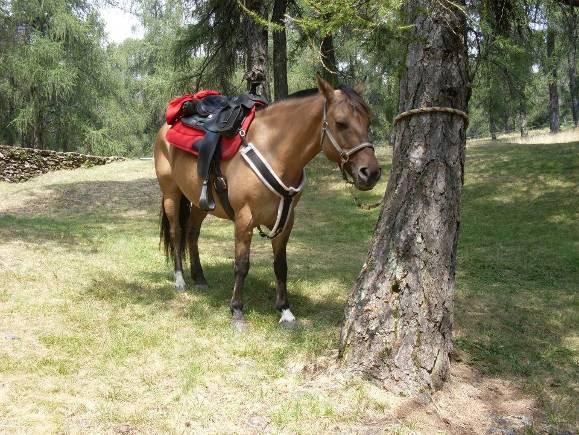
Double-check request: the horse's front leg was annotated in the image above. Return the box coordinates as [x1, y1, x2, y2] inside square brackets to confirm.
[231, 212, 253, 329]
[272, 215, 297, 328]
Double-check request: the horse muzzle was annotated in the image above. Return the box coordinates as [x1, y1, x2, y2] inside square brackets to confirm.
[353, 165, 382, 191]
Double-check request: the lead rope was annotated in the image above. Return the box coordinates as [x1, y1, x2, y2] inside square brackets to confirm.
[347, 182, 383, 210]
[338, 165, 383, 210]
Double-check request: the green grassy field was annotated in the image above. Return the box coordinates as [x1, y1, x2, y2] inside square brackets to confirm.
[0, 142, 577, 433]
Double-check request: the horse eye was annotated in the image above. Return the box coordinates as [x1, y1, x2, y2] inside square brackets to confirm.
[336, 121, 348, 130]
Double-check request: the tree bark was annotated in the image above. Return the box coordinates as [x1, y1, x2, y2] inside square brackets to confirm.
[569, 51, 578, 127]
[563, 8, 578, 127]
[272, 0, 288, 101]
[490, 111, 498, 140]
[519, 104, 528, 137]
[320, 33, 338, 86]
[243, 0, 269, 100]
[339, 0, 470, 393]
[547, 28, 560, 133]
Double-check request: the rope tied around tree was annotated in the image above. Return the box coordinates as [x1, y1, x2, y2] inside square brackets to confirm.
[346, 106, 469, 211]
[393, 106, 469, 125]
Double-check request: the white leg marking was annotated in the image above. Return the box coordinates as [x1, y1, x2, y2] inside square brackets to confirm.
[175, 271, 186, 290]
[279, 308, 296, 323]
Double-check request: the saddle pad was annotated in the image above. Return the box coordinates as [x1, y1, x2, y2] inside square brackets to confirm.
[166, 106, 257, 160]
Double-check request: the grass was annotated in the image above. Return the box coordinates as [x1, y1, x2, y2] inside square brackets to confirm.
[468, 125, 579, 145]
[0, 142, 577, 433]
[455, 141, 579, 428]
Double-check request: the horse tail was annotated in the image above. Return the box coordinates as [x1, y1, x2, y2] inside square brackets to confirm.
[178, 194, 192, 260]
[159, 192, 191, 260]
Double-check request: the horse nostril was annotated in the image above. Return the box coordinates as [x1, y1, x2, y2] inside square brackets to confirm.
[358, 167, 370, 182]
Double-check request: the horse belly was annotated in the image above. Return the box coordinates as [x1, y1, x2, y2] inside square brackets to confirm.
[169, 145, 285, 228]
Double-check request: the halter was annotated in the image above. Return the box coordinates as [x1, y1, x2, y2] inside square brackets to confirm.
[320, 101, 375, 180]
[320, 100, 383, 210]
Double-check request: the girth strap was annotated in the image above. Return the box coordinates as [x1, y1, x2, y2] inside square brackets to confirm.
[213, 160, 235, 220]
[240, 141, 306, 239]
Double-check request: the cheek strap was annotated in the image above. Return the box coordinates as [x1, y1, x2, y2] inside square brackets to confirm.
[320, 101, 375, 168]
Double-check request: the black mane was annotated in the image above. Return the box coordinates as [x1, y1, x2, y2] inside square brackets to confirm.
[283, 85, 369, 114]
[286, 88, 319, 99]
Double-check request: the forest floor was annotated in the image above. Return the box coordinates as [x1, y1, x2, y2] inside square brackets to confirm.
[468, 126, 578, 146]
[0, 142, 577, 434]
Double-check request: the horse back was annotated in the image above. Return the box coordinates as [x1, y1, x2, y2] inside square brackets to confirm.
[155, 122, 284, 227]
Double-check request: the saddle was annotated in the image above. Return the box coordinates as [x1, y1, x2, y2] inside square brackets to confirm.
[166, 91, 267, 216]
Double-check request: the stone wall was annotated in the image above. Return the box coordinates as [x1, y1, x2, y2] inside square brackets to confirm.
[0, 145, 125, 182]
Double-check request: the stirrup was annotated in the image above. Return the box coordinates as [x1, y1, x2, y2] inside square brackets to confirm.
[199, 178, 215, 211]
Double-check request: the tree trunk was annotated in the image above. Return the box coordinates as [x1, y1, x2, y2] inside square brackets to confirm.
[490, 111, 498, 141]
[272, 0, 288, 101]
[320, 33, 338, 86]
[339, 0, 470, 393]
[549, 82, 560, 133]
[568, 41, 579, 127]
[547, 28, 560, 133]
[243, 0, 269, 100]
[519, 104, 528, 137]
[569, 51, 578, 128]
[562, 6, 578, 127]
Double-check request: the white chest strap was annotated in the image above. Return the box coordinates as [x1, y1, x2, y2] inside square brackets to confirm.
[240, 142, 306, 239]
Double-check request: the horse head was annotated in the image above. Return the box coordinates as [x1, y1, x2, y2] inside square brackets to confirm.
[317, 75, 381, 191]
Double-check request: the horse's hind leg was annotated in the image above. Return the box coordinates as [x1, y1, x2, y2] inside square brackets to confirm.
[160, 189, 190, 291]
[187, 205, 208, 289]
[272, 216, 297, 328]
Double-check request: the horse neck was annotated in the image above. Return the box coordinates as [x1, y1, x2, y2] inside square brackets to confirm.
[253, 95, 324, 187]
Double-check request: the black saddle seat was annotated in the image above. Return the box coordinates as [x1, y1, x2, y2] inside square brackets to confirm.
[181, 93, 266, 138]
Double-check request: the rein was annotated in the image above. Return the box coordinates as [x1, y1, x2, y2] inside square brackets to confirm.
[320, 101, 383, 211]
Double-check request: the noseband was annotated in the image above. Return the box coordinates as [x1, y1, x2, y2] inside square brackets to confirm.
[320, 101, 375, 177]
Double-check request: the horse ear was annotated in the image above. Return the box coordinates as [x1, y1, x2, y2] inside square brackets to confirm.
[316, 73, 335, 102]
[354, 82, 365, 95]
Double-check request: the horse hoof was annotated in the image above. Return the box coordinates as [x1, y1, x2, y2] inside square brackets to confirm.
[231, 318, 248, 331]
[175, 271, 187, 292]
[279, 319, 297, 330]
[194, 282, 209, 290]
[231, 309, 248, 331]
[278, 308, 297, 329]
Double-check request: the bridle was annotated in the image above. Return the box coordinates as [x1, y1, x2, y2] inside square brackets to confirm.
[320, 101, 375, 181]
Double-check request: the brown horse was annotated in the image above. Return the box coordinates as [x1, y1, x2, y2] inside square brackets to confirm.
[154, 76, 381, 327]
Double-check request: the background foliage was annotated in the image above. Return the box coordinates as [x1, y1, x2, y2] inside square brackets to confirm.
[0, 0, 577, 156]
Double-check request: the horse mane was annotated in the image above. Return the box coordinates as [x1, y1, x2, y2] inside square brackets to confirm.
[286, 88, 319, 99]
[278, 85, 370, 115]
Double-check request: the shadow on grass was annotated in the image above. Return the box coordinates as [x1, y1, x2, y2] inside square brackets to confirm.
[3, 143, 577, 425]
[0, 178, 161, 251]
[1, 177, 159, 217]
[455, 143, 578, 425]
[84, 256, 349, 330]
